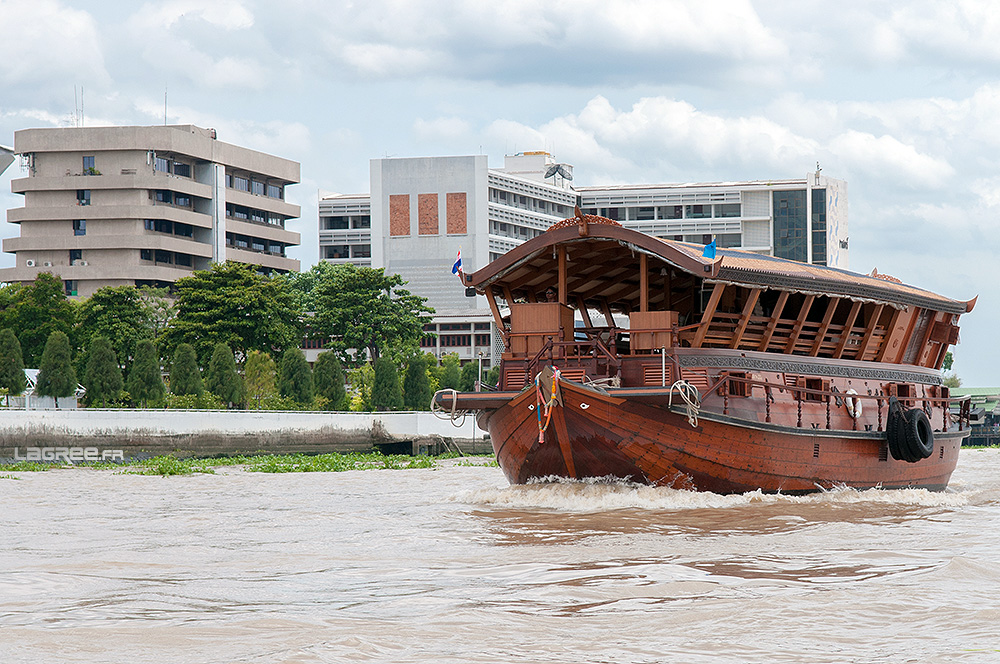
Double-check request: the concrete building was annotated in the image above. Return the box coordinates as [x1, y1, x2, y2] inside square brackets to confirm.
[3, 124, 300, 297]
[320, 153, 848, 366]
[320, 153, 577, 364]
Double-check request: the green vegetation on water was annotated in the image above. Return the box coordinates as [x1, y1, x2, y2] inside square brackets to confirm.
[0, 452, 498, 476]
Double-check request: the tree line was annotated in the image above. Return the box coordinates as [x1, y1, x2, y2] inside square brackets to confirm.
[0, 263, 496, 411]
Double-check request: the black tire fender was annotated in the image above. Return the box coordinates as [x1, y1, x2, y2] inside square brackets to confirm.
[903, 408, 935, 460]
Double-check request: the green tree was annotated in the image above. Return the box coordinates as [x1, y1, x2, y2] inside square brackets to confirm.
[347, 363, 374, 411]
[459, 360, 482, 392]
[310, 264, 433, 361]
[204, 342, 245, 407]
[942, 351, 954, 372]
[0, 328, 26, 398]
[35, 330, 77, 403]
[170, 343, 203, 396]
[162, 262, 301, 362]
[313, 351, 347, 410]
[943, 373, 962, 388]
[76, 286, 152, 368]
[138, 286, 176, 338]
[439, 353, 461, 390]
[483, 365, 500, 390]
[82, 337, 123, 407]
[371, 356, 404, 411]
[0, 273, 76, 367]
[402, 353, 432, 410]
[244, 350, 277, 409]
[278, 347, 313, 405]
[126, 340, 165, 407]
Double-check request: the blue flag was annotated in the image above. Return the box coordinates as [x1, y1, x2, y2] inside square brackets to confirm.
[451, 249, 463, 275]
[702, 239, 716, 259]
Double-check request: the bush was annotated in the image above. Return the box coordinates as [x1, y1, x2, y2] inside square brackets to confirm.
[170, 343, 203, 396]
[244, 350, 277, 409]
[313, 351, 347, 410]
[205, 343, 245, 407]
[35, 331, 77, 400]
[371, 356, 403, 411]
[278, 347, 313, 405]
[126, 339, 165, 407]
[82, 337, 123, 406]
[402, 354, 432, 410]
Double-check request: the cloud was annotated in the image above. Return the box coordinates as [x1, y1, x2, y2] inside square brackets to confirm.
[127, 0, 254, 31]
[827, 130, 954, 188]
[0, 0, 110, 89]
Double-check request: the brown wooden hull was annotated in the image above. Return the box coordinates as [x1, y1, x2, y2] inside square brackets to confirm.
[478, 380, 966, 494]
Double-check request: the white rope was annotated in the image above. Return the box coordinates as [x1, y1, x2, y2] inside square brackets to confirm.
[431, 388, 468, 427]
[667, 380, 701, 428]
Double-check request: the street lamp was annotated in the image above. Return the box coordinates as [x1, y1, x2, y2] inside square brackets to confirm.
[476, 351, 483, 392]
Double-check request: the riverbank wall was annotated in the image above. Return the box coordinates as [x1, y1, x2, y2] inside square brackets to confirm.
[0, 409, 488, 461]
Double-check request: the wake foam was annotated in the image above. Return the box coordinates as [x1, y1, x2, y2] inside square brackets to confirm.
[454, 477, 971, 511]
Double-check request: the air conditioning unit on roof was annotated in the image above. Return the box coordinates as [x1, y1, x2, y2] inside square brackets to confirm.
[25, 259, 35, 267]
[43, 261, 53, 267]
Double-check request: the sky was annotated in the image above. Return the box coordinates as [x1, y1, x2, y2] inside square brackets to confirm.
[1, 0, 998, 385]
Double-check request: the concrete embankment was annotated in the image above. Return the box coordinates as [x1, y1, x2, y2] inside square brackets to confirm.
[0, 409, 489, 461]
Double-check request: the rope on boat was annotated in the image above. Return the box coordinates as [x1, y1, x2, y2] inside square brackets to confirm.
[431, 388, 468, 427]
[668, 380, 701, 428]
[535, 366, 561, 444]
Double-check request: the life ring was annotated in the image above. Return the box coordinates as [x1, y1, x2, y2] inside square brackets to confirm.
[844, 388, 862, 419]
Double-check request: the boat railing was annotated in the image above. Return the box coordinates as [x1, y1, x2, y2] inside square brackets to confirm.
[523, 335, 622, 385]
[704, 372, 972, 433]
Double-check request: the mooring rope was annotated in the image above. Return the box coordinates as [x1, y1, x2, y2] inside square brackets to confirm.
[668, 380, 701, 428]
[535, 366, 561, 444]
[431, 388, 468, 426]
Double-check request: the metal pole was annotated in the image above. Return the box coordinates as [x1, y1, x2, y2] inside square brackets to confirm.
[477, 352, 483, 392]
[661, 346, 666, 387]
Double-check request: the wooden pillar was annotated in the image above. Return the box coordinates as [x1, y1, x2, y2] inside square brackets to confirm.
[639, 253, 649, 312]
[558, 246, 567, 304]
[692, 283, 725, 348]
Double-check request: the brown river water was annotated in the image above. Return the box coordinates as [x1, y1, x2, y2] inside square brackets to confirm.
[3, 450, 1000, 663]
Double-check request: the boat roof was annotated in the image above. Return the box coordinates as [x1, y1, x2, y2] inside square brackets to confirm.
[464, 214, 975, 315]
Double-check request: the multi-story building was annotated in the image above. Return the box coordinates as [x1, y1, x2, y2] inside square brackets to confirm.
[578, 173, 848, 268]
[2, 124, 300, 297]
[319, 153, 577, 363]
[320, 153, 848, 366]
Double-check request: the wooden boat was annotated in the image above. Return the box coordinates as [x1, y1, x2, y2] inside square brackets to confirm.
[434, 212, 976, 494]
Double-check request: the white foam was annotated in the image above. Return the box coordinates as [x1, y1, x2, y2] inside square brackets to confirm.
[454, 478, 971, 511]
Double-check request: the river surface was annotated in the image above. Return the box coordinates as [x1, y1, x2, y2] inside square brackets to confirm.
[2, 451, 1000, 663]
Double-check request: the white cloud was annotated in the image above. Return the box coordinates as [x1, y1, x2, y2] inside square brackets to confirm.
[127, 0, 254, 32]
[0, 0, 110, 88]
[827, 131, 954, 188]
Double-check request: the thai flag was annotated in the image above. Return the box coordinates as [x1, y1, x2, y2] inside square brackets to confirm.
[451, 248, 463, 276]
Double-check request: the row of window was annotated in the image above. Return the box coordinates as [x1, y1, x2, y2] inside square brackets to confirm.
[420, 334, 492, 348]
[226, 203, 285, 227]
[226, 233, 285, 256]
[490, 221, 544, 240]
[140, 248, 193, 267]
[145, 219, 194, 238]
[490, 189, 570, 217]
[584, 203, 741, 222]
[154, 157, 192, 178]
[324, 244, 371, 259]
[225, 173, 284, 200]
[321, 215, 371, 230]
[153, 190, 192, 207]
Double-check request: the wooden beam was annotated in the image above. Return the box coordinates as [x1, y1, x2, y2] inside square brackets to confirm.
[599, 297, 615, 328]
[783, 294, 816, 353]
[809, 297, 840, 356]
[855, 304, 885, 360]
[915, 310, 938, 366]
[832, 300, 862, 359]
[576, 295, 593, 328]
[692, 283, 726, 348]
[502, 285, 515, 306]
[757, 291, 789, 352]
[485, 288, 507, 343]
[730, 288, 762, 349]
[558, 246, 567, 304]
[875, 307, 904, 362]
[639, 253, 649, 312]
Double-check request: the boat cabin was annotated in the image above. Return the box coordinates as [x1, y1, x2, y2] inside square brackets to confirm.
[463, 214, 975, 393]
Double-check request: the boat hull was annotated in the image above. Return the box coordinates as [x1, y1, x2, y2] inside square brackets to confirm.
[480, 380, 965, 494]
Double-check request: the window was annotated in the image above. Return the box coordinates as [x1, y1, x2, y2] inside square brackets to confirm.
[155, 157, 169, 173]
[234, 176, 249, 192]
[773, 190, 808, 263]
[225, 173, 233, 188]
[325, 216, 349, 230]
[140, 249, 152, 261]
[636, 207, 655, 221]
[252, 239, 265, 252]
[685, 205, 711, 219]
[716, 203, 741, 218]
[811, 189, 827, 266]
[267, 184, 283, 199]
[70, 249, 82, 264]
[73, 219, 86, 236]
[175, 253, 192, 267]
[172, 163, 191, 178]
[352, 245, 371, 258]
[174, 194, 191, 207]
[64, 280, 78, 297]
[174, 222, 193, 238]
[251, 180, 265, 196]
[441, 334, 471, 347]
[154, 250, 172, 264]
[82, 156, 96, 174]
[154, 190, 172, 204]
[475, 334, 491, 346]
[658, 205, 682, 219]
[325, 244, 350, 259]
[77, 189, 90, 206]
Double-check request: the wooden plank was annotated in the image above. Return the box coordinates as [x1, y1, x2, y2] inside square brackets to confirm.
[757, 291, 789, 352]
[783, 294, 816, 353]
[855, 304, 885, 360]
[730, 288, 762, 349]
[875, 307, 904, 362]
[809, 297, 840, 356]
[486, 288, 507, 343]
[558, 246, 567, 304]
[502, 285, 515, 306]
[576, 295, 593, 328]
[639, 253, 648, 312]
[832, 300, 862, 359]
[692, 283, 726, 348]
